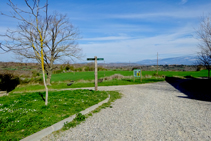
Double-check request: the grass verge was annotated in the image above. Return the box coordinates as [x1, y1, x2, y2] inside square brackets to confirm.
[45, 91, 122, 139]
[61, 91, 122, 130]
[12, 70, 209, 93]
[0, 89, 112, 140]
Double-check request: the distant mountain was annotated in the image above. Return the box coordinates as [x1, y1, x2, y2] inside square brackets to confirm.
[136, 55, 197, 65]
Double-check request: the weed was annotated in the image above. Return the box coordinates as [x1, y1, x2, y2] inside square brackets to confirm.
[75, 113, 86, 121]
[62, 113, 86, 130]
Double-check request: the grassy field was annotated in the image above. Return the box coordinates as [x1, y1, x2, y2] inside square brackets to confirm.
[13, 77, 164, 92]
[0, 90, 120, 140]
[12, 70, 208, 92]
[51, 70, 209, 82]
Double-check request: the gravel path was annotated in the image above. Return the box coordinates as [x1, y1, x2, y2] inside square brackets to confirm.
[42, 81, 211, 141]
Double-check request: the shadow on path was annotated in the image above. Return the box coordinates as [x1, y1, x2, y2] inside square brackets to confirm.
[165, 77, 211, 102]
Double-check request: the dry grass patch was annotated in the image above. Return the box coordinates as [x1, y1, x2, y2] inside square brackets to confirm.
[103, 74, 132, 81]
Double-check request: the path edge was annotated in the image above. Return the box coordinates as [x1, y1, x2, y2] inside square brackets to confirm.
[20, 94, 110, 141]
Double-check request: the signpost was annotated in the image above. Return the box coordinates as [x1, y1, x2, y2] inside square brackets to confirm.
[87, 58, 104, 60]
[133, 69, 142, 82]
[87, 56, 104, 91]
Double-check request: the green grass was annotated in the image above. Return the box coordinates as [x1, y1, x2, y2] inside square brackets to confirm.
[51, 71, 133, 82]
[51, 70, 209, 82]
[153, 69, 209, 77]
[0, 89, 114, 140]
[12, 77, 164, 92]
[11, 70, 209, 93]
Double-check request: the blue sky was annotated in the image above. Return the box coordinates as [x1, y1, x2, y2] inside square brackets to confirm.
[0, 0, 211, 63]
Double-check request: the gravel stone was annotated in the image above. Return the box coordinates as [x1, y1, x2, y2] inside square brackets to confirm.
[42, 81, 211, 141]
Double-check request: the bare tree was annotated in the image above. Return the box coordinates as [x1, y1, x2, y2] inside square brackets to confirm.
[42, 13, 81, 84]
[0, 0, 49, 105]
[1, 1, 82, 86]
[196, 15, 211, 78]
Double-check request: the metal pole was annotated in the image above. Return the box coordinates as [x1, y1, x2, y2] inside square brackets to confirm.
[104, 60, 105, 77]
[95, 56, 98, 91]
[157, 52, 158, 74]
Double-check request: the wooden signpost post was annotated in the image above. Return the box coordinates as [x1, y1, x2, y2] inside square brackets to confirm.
[87, 56, 104, 91]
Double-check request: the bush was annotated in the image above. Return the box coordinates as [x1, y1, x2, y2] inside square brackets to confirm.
[98, 66, 107, 71]
[64, 65, 74, 71]
[196, 65, 204, 71]
[53, 70, 63, 74]
[19, 77, 43, 84]
[85, 66, 94, 71]
[65, 65, 70, 71]
[0, 73, 20, 92]
[32, 70, 40, 77]
[75, 67, 82, 72]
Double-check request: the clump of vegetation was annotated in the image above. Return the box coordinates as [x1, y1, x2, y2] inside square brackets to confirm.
[63, 113, 86, 130]
[20, 77, 43, 85]
[0, 72, 20, 92]
[152, 73, 165, 78]
[32, 70, 40, 77]
[196, 65, 205, 71]
[53, 63, 107, 74]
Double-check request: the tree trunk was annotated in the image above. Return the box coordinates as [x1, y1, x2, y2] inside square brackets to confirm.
[42, 68, 48, 105]
[46, 71, 52, 85]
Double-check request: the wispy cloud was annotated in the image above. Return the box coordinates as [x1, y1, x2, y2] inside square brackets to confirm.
[180, 0, 188, 5]
[107, 3, 211, 20]
[81, 36, 132, 41]
[109, 10, 207, 20]
[80, 27, 199, 62]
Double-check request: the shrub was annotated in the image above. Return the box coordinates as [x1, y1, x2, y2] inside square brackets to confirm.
[0, 73, 20, 92]
[75, 67, 82, 72]
[32, 70, 40, 77]
[53, 70, 63, 74]
[98, 66, 107, 71]
[196, 65, 204, 71]
[85, 66, 94, 71]
[65, 65, 70, 71]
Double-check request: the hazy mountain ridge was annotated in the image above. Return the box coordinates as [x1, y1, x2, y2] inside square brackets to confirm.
[136, 55, 197, 65]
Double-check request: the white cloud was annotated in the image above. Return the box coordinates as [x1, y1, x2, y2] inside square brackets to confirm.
[180, 0, 188, 5]
[80, 30, 199, 62]
[110, 11, 196, 19]
[109, 3, 211, 20]
[81, 36, 132, 41]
